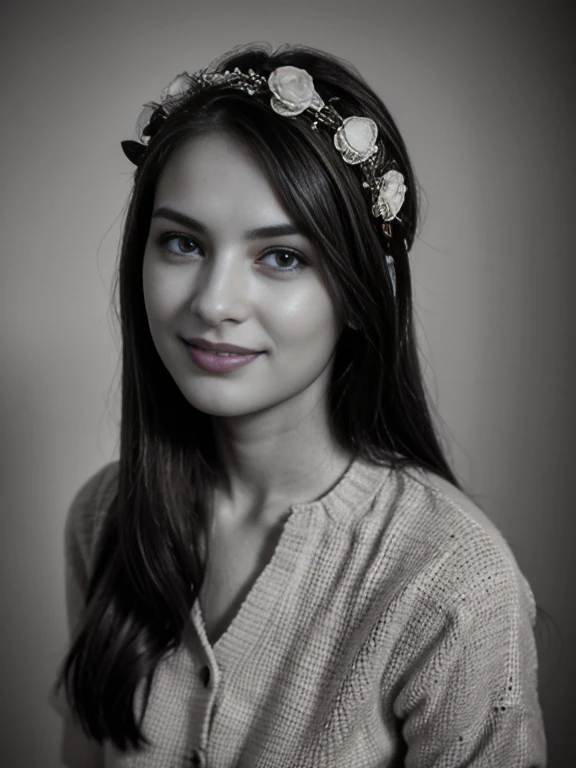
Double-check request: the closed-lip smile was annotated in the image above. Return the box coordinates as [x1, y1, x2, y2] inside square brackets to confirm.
[182, 337, 263, 355]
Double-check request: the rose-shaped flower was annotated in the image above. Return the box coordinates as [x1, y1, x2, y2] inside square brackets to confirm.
[268, 66, 324, 116]
[160, 72, 192, 103]
[334, 116, 379, 165]
[136, 104, 158, 144]
[373, 170, 407, 220]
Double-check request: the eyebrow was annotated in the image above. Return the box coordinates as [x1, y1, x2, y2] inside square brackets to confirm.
[151, 206, 301, 240]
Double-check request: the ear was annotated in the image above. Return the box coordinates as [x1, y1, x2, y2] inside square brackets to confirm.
[121, 140, 145, 166]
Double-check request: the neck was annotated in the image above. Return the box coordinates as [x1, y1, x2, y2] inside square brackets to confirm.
[209, 397, 354, 527]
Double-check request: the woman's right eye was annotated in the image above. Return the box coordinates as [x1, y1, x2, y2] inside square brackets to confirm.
[156, 233, 201, 256]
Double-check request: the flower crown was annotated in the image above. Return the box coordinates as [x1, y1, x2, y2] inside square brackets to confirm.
[122, 65, 407, 295]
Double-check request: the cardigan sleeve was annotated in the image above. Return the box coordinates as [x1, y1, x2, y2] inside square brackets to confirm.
[389, 539, 547, 767]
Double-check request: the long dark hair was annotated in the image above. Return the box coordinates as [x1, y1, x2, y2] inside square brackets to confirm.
[54, 42, 467, 751]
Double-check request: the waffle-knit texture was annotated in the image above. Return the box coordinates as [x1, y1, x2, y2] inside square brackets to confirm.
[50, 456, 546, 767]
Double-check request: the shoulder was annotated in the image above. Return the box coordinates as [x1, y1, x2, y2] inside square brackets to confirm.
[399, 464, 515, 559]
[372, 463, 538, 625]
[376, 468, 547, 762]
[64, 461, 119, 568]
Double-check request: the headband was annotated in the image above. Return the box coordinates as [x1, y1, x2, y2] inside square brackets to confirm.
[121, 65, 406, 295]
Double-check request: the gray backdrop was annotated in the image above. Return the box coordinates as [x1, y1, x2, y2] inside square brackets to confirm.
[1, 0, 573, 765]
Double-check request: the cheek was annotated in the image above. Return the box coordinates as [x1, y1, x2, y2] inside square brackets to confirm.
[142, 256, 183, 324]
[266, 288, 338, 346]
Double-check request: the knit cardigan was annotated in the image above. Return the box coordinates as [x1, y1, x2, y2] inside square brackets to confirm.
[50, 456, 547, 767]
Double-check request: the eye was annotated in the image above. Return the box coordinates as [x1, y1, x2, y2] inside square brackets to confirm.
[155, 233, 200, 256]
[259, 249, 307, 274]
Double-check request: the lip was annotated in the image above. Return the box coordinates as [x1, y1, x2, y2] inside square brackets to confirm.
[183, 341, 263, 373]
[183, 336, 263, 354]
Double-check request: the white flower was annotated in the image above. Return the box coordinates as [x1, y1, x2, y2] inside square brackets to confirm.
[374, 170, 407, 220]
[268, 66, 324, 116]
[136, 104, 155, 144]
[334, 116, 378, 165]
[160, 72, 192, 102]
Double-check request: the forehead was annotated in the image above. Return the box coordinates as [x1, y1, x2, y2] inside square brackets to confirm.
[153, 131, 289, 223]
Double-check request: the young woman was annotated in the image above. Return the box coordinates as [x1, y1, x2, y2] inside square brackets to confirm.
[51, 42, 546, 767]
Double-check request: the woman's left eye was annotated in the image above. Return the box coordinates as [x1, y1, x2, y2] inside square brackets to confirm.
[260, 249, 306, 273]
[155, 233, 307, 274]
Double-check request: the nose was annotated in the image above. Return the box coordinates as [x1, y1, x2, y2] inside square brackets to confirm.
[188, 249, 253, 326]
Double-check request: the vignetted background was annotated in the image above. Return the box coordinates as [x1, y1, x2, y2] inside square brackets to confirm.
[1, 0, 574, 765]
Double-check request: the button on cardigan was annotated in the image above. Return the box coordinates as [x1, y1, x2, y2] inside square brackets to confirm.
[50, 456, 547, 767]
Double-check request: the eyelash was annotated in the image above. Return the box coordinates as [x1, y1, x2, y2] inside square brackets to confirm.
[154, 232, 308, 274]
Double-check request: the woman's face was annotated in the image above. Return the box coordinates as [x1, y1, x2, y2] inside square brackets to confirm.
[142, 130, 344, 420]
